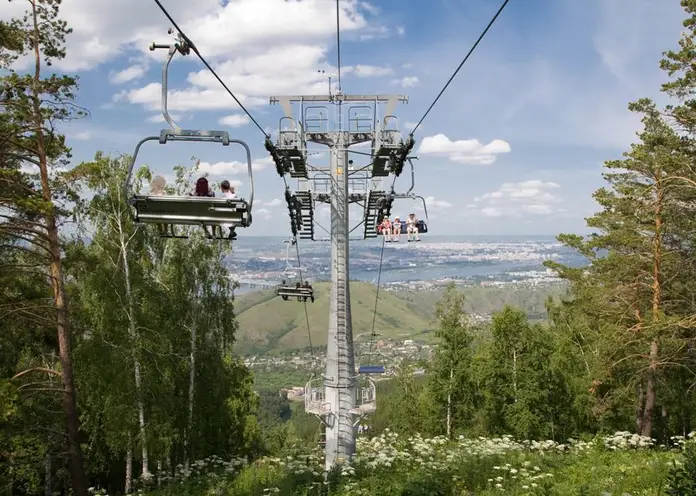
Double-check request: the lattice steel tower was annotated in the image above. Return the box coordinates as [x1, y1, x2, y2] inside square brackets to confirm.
[266, 92, 414, 470]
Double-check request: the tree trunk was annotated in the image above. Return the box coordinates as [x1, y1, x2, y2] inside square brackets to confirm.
[641, 182, 663, 439]
[446, 368, 453, 439]
[185, 323, 197, 468]
[29, 2, 88, 493]
[44, 450, 52, 496]
[512, 348, 518, 403]
[120, 235, 151, 480]
[125, 435, 133, 494]
[636, 381, 644, 435]
[641, 340, 659, 438]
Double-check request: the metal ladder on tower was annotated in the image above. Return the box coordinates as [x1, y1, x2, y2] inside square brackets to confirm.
[364, 190, 391, 239]
[295, 191, 314, 240]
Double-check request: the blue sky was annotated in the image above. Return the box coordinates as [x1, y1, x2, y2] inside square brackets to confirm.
[2, 0, 687, 236]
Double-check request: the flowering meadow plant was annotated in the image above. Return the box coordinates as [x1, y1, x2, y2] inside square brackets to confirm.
[95, 430, 696, 495]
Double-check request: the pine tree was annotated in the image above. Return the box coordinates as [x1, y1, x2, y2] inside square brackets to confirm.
[0, 0, 88, 492]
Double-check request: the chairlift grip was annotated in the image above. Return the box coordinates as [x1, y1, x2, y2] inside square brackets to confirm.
[228, 139, 254, 214]
[161, 45, 181, 131]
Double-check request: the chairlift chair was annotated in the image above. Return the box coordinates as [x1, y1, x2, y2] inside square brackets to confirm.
[276, 281, 315, 302]
[389, 157, 430, 237]
[122, 34, 254, 240]
[358, 350, 387, 375]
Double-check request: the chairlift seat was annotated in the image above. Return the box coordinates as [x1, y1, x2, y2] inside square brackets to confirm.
[276, 285, 314, 299]
[358, 365, 385, 374]
[378, 220, 427, 234]
[129, 195, 251, 227]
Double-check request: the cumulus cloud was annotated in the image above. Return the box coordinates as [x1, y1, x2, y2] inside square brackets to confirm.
[197, 157, 273, 176]
[146, 113, 182, 123]
[470, 180, 563, 217]
[418, 134, 511, 165]
[391, 76, 419, 88]
[218, 114, 251, 128]
[354, 65, 393, 77]
[2, 0, 388, 72]
[262, 198, 283, 207]
[424, 196, 452, 211]
[109, 65, 147, 85]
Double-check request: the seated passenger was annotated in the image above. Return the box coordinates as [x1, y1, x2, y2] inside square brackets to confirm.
[380, 217, 392, 242]
[295, 281, 302, 301]
[191, 177, 214, 238]
[150, 175, 166, 195]
[302, 281, 315, 303]
[392, 216, 401, 241]
[280, 280, 288, 300]
[150, 176, 168, 235]
[192, 177, 215, 197]
[219, 180, 237, 240]
[406, 213, 420, 242]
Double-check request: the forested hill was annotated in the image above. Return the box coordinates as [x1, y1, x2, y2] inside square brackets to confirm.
[232, 281, 566, 354]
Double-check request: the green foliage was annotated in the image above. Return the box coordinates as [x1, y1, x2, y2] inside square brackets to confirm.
[666, 441, 696, 495]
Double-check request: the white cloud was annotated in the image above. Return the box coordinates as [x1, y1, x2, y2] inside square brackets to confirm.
[401, 63, 412, 69]
[262, 198, 283, 207]
[256, 208, 272, 220]
[471, 180, 563, 217]
[109, 65, 147, 85]
[418, 134, 511, 165]
[115, 44, 342, 112]
[73, 131, 92, 141]
[2, 0, 384, 72]
[218, 114, 251, 128]
[391, 76, 419, 88]
[146, 113, 182, 123]
[197, 156, 272, 176]
[424, 196, 452, 211]
[354, 65, 393, 77]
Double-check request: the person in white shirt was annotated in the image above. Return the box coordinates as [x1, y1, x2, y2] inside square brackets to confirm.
[220, 180, 237, 240]
[406, 213, 420, 242]
[392, 215, 402, 241]
[150, 176, 168, 235]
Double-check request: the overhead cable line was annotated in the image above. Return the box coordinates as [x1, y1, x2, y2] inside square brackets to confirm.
[366, 236, 386, 366]
[294, 239, 315, 361]
[409, 0, 512, 136]
[335, 0, 343, 92]
[151, 0, 270, 138]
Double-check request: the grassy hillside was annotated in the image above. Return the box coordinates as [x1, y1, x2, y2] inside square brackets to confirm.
[234, 281, 434, 355]
[390, 283, 568, 321]
[234, 282, 568, 354]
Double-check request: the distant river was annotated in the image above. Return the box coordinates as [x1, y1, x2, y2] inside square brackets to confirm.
[227, 235, 588, 290]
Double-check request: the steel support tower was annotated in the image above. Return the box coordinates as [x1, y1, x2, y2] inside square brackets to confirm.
[267, 92, 414, 471]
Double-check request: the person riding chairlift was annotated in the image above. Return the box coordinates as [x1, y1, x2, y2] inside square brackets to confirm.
[380, 217, 392, 242]
[190, 177, 215, 238]
[219, 180, 238, 240]
[406, 213, 421, 242]
[150, 175, 169, 235]
[392, 216, 401, 242]
[302, 281, 314, 303]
